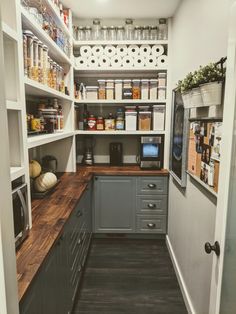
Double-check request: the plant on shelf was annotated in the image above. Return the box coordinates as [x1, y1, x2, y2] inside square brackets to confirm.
[177, 59, 226, 108]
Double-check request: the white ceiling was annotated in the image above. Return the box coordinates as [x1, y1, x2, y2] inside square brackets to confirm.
[62, 0, 182, 19]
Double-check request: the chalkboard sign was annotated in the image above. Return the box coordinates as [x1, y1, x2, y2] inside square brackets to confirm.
[169, 89, 189, 187]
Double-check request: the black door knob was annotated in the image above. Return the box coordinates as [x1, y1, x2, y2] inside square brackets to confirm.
[204, 241, 220, 256]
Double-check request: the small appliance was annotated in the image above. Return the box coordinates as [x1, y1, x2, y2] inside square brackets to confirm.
[109, 142, 123, 166]
[139, 135, 164, 169]
[42, 155, 58, 173]
[12, 182, 29, 249]
[82, 137, 95, 165]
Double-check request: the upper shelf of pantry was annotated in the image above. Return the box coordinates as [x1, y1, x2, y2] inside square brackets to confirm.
[61, 0, 181, 19]
[73, 40, 168, 47]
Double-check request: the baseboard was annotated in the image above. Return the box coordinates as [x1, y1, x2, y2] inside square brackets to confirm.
[166, 235, 196, 314]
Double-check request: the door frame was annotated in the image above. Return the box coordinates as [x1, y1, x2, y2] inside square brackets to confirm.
[209, 1, 236, 313]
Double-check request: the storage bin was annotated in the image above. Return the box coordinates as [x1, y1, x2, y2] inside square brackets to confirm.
[138, 111, 151, 131]
[153, 105, 165, 131]
[125, 110, 137, 131]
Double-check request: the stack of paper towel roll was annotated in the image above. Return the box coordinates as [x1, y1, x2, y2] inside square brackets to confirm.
[74, 44, 168, 69]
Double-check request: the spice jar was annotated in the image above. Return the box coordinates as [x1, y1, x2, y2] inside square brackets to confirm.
[138, 111, 151, 131]
[141, 79, 149, 100]
[132, 79, 141, 99]
[115, 79, 122, 100]
[116, 108, 125, 130]
[98, 79, 106, 99]
[123, 79, 132, 99]
[105, 113, 115, 130]
[32, 36, 39, 81]
[96, 116, 104, 130]
[149, 79, 158, 100]
[87, 114, 97, 130]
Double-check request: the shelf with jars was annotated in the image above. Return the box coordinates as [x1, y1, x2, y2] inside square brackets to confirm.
[73, 40, 168, 47]
[75, 130, 166, 135]
[27, 130, 74, 149]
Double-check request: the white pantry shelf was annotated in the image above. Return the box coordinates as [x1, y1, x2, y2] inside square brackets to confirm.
[24, 78, 73, 102]
[74, 99, 166, 104]
[27, 131, 74, 149]
[74, 67, 168, 74]
[10, 166, 25, 181]
[75, 130, 165, 135]
[2, 22, 18, 42]
[73, 40, 168, 47]
[6, 100, 21, 110]
[21, 7, 71, 65]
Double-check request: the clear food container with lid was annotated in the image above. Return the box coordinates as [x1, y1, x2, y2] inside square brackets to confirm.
[86, 86, 98, 100]
[125, 107, 137, 131]
[141, 79, 149, 100]
[138, 111, 152, 131]
[149, 79, 158, 100]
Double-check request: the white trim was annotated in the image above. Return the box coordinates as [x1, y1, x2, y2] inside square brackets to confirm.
[166, 235, 196, 314]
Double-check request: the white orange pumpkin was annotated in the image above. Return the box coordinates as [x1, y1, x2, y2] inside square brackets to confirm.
[34, 172, 57, 192]
[29, 160, 41, 178]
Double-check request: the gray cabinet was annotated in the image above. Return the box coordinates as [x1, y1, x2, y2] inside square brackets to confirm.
[93, 175, 168, 234]
[94, 176, 136, 233]
[20, 184, 92, 314]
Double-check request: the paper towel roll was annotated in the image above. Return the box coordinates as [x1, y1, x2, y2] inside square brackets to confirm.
[157, 55, 168, 67]
[140, 44, 151, 56]
[117, 45, 128, 57]
[75, 56, 88, 68]
[98, 55, 111, 68]
[151, 45, 165, 57]
[92, 45, 104, 57]
[122, 56, 134, 68]
[133, 56, 146, 68]
[144, 56, 157, 67]
[127, 45, 140, 57]
[87, 56, 99, 68]
[80, 46, 92, 57]
[104, 45, 116, 58]
[110, 55, 122, 68]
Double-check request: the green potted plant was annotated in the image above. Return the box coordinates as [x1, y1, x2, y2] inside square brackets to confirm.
[177, 72, 194, 108]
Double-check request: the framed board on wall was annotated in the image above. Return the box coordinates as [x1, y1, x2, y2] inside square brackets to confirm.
[169, 89, 189, 187]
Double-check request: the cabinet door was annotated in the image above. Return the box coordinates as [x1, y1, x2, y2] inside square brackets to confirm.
[20, 280, 42, 314]
[94, 176, 135, 233]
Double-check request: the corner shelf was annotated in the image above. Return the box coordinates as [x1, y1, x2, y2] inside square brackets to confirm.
[187, 171, 218, 198]
[27, 131, 75, 149]
[75, 130, 165, 135]
[73, 40, 168, 47]
[10, 166, 25, 181]
[74, 99, 166, 104]
[24, 78, 73, 102]
[21, 7, 71, 65]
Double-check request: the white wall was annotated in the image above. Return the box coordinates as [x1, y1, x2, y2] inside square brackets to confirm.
[169, 1, 234, 313]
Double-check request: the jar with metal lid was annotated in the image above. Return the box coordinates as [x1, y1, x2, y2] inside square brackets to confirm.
[24, 30, 34, 79]
[84, 26, 92, 41]
[158, 18, 168, 40]
[123, 79, 132, 99]
[115, 79, 122, 100]
[87, 115, 97, 130]
[96, 116, 104, 130]
[106, 87, 114, 100]
[77, 26, 85, 41]
[98, 79, 106, 99]
[109, 26, 116, 41]
[134, 26, 142, 41]
[51, 62, 57, 89]
[32, 36, 39, 81]
[56, 64, 61, 90]
[117, 26, 125, 40]
[38, 41, 44, 83]
[142, 26, 150, 40]
[101, 26, 109, 41]
[42, 45, 48, 85]
[47, 57, 53, 87]
[125, 19, 134, 40]
[23, 33, 28, 76]
[150, 26, 158, 40]
[92, 19, 101, 40]
[132, 79, 141, 99]
[141, 79, 149, 100]
[138, 111, 151, 131]
[116, 108, 125, 130]
[149, 79, 158, 99]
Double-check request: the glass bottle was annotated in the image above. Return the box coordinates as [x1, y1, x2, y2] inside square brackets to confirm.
[77, 26, 85, 41]
[42, 45, 49, 85]
[158, 18, 168, 40]
[117, 26, 125, 40]
[92, 19, 101, 40]
[84, 26, 92, 41]
[125, 19, 133, 40]
[32, 36, 39, 81]
[73, 25, 78, 40]
[150, 26, 158, 40]
[134, 26, 142, 41]
[142, 26, 150, 40]
[109, 26, 117, 41]
[101, 26, 109, 41]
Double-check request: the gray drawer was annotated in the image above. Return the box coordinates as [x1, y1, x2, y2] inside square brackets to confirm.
[137, 177, 168, 195]
[136, 195, 167, 215]
[136, 215, 167, 233]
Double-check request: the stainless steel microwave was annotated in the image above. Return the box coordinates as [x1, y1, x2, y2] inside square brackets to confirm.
[12, 183, 29, 249]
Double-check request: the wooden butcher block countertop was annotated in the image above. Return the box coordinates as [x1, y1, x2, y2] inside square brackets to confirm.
[16, 165, 168, 301]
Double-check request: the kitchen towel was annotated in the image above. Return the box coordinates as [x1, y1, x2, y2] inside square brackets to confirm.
[110, 55, 122, 68]
[122, 56, 134, 68]
[75, 56, 88, 68]
[87, 56, 99, 68]
[98, 55, 111, 68]
[133, 56, 146, 68]
[140, 44, 151, 56]
[144, 56, 157, 67]
[80, 45, 92, 57]
[151, 45, 165, 57]
[157, 55, 168, 67]
[104, 45, 116, 58]
[92, 45, 104, 57]
[127, 44, 140, 57]
[116, 44, 128, 57]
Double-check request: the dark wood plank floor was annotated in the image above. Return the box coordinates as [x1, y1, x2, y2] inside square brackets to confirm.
[73, 238, 187, 314]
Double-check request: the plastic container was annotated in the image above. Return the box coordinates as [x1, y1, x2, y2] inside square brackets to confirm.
[106, 87, 114, 100]
[106, 79, 115, 88]
[158, 87, 166, 100]
[158, 72, 167, 87]
[77, 26, 85, 41]
[141, 79, 149, 100]
[138, 111, 151, 131]
[115, 79, 122, 100]
[153, 105, 165, 131]
[149, 79, 158, 100]
[132, 79, 141, 99]
[158, 18, 168, 40]
[117, 26, 125, 40]
[134, 26, 142, 40]
[86, 86, 98, 100]
[101, 26, 109, 41]
[109, 26, 117, 41]
[123, 79, 132, 99]
[125, 109, 137, 131]
[84, 26, 92, 41]
[98, 79, 106, 99]
[42, 45, 49, 85]
[150, 26, 158, 40]
[32, 36, 39, 81]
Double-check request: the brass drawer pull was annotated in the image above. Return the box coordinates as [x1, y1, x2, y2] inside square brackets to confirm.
[148, 183, 156, 189]
[147, 223, 156, 229]
[148, 203, 156, 209]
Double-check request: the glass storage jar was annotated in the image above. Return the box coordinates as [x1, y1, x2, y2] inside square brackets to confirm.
[84, 26, 92, 41]
[32, 36, 39, 81]
[77, 26, 85, 41]
[92, 19, 101, 40]
[125, 19, 134, 40]
[141, 79, 149, 100]
[23, 32, 28, 76]
[115, 79, 122, 100]
[150, 26, 158, 40]
[117, 26, 125, 40]
[142, 26, 150, 40]
[42, 45, 49, 85]
[38, 41, 44, 83]
[123, 79, 132, 99]
[158, 18, 168, 40]
[109, 26, 117, 41]
[138, 111, 151, 131]
[158, 72, 167, 87]
[134, 26, 142, 40]
[132, 79, 141, 99]
[98, 79, 106, 99]
[149, 79, 158, 100]
[101, 26, 109, 41]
